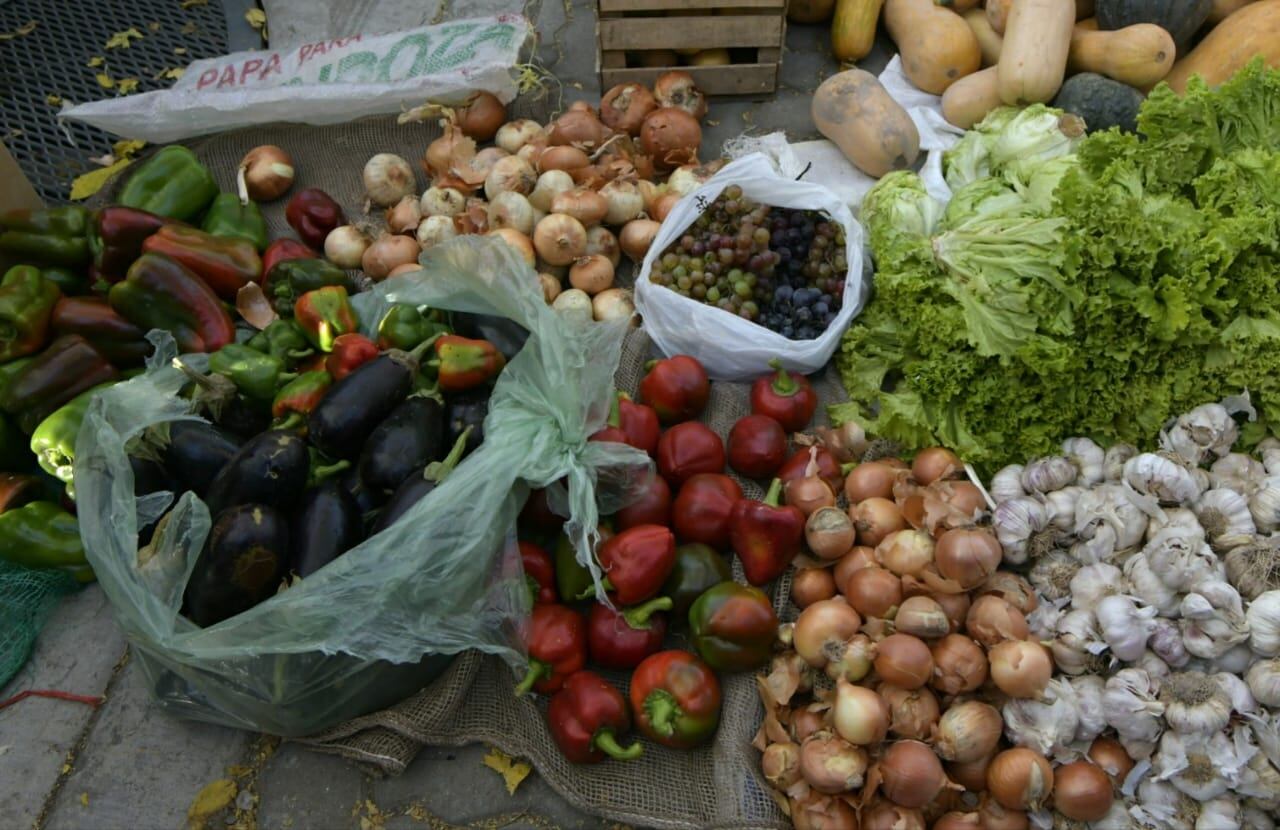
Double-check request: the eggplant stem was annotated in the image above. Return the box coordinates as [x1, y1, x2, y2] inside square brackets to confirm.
[594, 729, 643, 761]
[423, 426, 473, 483]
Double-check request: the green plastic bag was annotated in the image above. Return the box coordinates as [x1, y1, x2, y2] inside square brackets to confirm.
[73, 237, 650, 735]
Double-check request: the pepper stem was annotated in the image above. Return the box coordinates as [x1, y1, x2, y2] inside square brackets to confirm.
[623, 596, 673, 630]
[643, 359, 659, 373]
[524, 575, 541, 608]
[768, 358, 798, 396]
[423, 426, 473, 483]
[594, 729, 643, 761]
[274, 412, 305, 432]
[644, 689, 682, 738]
[512, 659, 547, 697]
[840, 461, 856, 476]
[763, 478, 784, 508]
[608, 391, 622, 429]
[575, 576, 614, 601]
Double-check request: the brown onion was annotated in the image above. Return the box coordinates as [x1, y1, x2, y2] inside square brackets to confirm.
[538, 273, 561, 304]
[800, 732, 868, 794]
[934, 700, 1001, 763]
[653, 70, 708, 120]
[816, 421, 869, 464]
[845, 567, 902, 619]
[762, 741, 802, 790]
[833, 680, 889, 745]
[794, 598, 861, 667]
[548, 109, 611, 150]
[988, 641, 1052, 699]
[934, 529, 1002, 589]
[965, 595, 1029, 647]
[651, 191, 682, 222]
[845, 460, 899, 503]
[987, 749, 1053, 811]
[568, 100, 598, 117]
[786, 475, 837, 517]
[937, 481, 988, 525]
[619, 218, 660, 263]
[912, 447, 962, 485]
[533, 214, 588, 266]
[833, 546, 876, 588]
[386, 195, 423, 234]
[388, 262, 421, 279]
[569, 254, 614, 295]
[1053, 760, 1113, 821]
[792, 707, 827, 744]
[825, 634, 875, 683]
[879, 740, 948, 809]
[807, 507, 856, 560]
[1087, 736, 1135, 785]
[456, 91, 506, 140]
[880, 684, 940, 740]
[488, 228, 536, 268]
[539, 145, 592, 173]
[792, 567, 837, 608]
[932, 812, 981, 830]
[790, 792, 858, 830]
[977, 799, 1028, 830]
[640, 107, 701, 171]
[931, 592, 970, 634]
[495, 119, 544, 155]
[361, 233, 419, 280]
[877, 530, 935, 577]
[894, 595, 950, 639]
[852, 497, 906, 547]
[930, 634, 988, 696]
[551, 188, 607, 226]
[977, 572, 1038, 616]
[875, 634, 934, 690]
[239, 145, 294, 201]
[600, 83, 657, 136]
[584, 225, 620, 267]
[861, 802, 925, 830]
[947, 754, 992, 792]
[423, 124, 473, 177]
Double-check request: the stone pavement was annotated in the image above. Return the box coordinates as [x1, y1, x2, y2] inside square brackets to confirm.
[0, 1, 889, 827]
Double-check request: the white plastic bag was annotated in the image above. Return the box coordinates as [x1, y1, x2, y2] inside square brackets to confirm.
[633, 153, 866, 381]
[61, 17, 532, 142]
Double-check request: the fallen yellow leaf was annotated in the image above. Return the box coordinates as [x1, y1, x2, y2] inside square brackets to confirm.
[112, 139, 146, 159]
[104, 28, 144, 50]
[481, 747, 531, 795]
[61, 763, 71, 774]
[46, 94, 62, 106]
[79, 792, 89, 808]
[0, 20, 37, 41]
[244, 9, 267, 29]
[157, 67, 185, 81]
[70, 159, 132, 201]
[187, 779, 237, 829]
[116, 78, 140, 95]
[181, 21, 198, 34]
[174, 47, 188, 55]
[95, 73, 115, 90]
[86, 56, 104, 68]
[180, 0, 209, 7]
[148, 22, 161, 32]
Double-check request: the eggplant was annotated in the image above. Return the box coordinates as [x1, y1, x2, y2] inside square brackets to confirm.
[444, 388, 488, 459]
[339, 467, 385, 515]
[184, 504, 289, 627]
[161, 420, 241, 498]
[214, 394, 272, 439]
[369, 426, 474, 535]
[307, 351, 421, 459]
[292, 480, 364, 578]
[358, 398, 445, 493]
[130, 456, 172, 496]
[203, 430, 309, 517]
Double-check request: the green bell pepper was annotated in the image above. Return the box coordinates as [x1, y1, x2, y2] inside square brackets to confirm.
[688, 581, 779, 672]
[208, 343, 295, 402]
[40, 266, 89, 296]
[294, 285, 358, 352]
[376, 304, 450, 351]
[0, 266, 62, 364]
[264, 258, 351, 316]
[0, 500, 92, 582]
[272, 371, 332, 429]
[117, 145, 218, 222]
[30, 382, 117, 495]
[202, 192, 269, 252]
[0, 206, 91, 268]
[662, 543, 733, 625]
[554, 532, 594, 603]
[246, 319, 314, 365]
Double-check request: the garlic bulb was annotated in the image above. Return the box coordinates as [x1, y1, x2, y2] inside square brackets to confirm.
[1249, 477, 1280, 533]
[1214, 671, 1258, 716]
[1044, 485, 1084, 533]
[1160, 403, 1238, 466]
[991, 464, 1026, 504]
[1212, 642, 1255, 675]
[1209, 452, 1266, 495]
[1224, 537, 1280, 600]
[994, 496, 1053, 565]
[1136, 648, 1172, 681]
[1242, 805, 1278, 830]
[1002, 678, 1080, 759]
[1248, 590, 1280, 656]
[1247, 658, 1280, 707]
[1070, 563, 1126, 613]
[1133, 779, 1198, 830]
[1144, 507, 1203, 543]
[1250, 708, 1280, 767]
[1259, 436, 1280, 477]
[1123, 554, 1180, 617]
[1153, 729, 1245, 799]
[1029, 550, 1079, 602]
[1193, 796, 1240, 830]
[1158, 671, 1232, 735]
[1022, 455, 1078, 494]
[1193, 488, 1256, 551]
[1069, 524, 1117, 565]
[1092, 802, 1138, 830]
[1149, 619, 1191, 668]
[1075, 484, 1148, 552]
[1052, 608, 1106, 675]
[1124, 453, 1204, 504]
[1104, 668, 1165, 756]
[1236, 750, 1280, 809]
[1104, 443, 1137, 483]
[1070, 674, 1107, 744]
[1027, 599, 1063, 640]
[1097, 594, 1158, 661]
[1179, 580, 1249, 659]
[1063, 437, 1105, 487]
[1143, 526, 1219, 593]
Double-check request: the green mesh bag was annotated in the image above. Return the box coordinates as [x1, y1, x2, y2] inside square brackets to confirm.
[0, 559, 78, 687]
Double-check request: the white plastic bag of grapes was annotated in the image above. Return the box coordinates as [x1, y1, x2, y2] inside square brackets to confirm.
[634, 153, 866, 380]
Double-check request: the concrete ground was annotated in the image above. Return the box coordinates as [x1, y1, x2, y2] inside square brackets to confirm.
[0, 1, 890, 828]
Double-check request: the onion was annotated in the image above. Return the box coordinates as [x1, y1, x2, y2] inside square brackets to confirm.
[651, 192, 682, 222]
[364, 153, 416, 207]
[977, 572, 1038, 616]
[833, 679, 889, 745]
[965, 595, 1029, 647]
[930, 634, 988, 695]
[420, 186, 465, 217]
[552, 288, 593, 322]
[894, 595, 950, 639]
[988, 749, 1054, 811]
[880, 684, 939, 740]
[1053, 760, 1113, 821]
[874, 633, 934, 690]
[600, 83, 658, 136]
[977, 800, 1029, 830]
[362, 233, 420, 280]
[879, 740, 948, 808]
[947, 755, 991, 792]
[324, 225, 370, 268]
[846, 461, 900, 503]
[790, 792, 859, 830]
[653, 70, 708, 120]
[529, 170, 574, 213]
[584, 225, 620, 268]
[385, 195, 422, 234]
[690, 47, 730, 66]
[667, 161, 720, 195]
[786, 454, 838, 516]
[805, 507, 856, 561]
[833, 546, 876, 588]
[640, 107, 701, 171]
[824, 634, 875, 683]
[877, 530, 934, 577]
[484, 229, 533, 269]
[548, 109, 611, 150]
[592, 287, 636, 324]
[844, 567, 902, 619]
[484, 156, 536, 201]
[538, 273, 562, 304]
[792, 568, 837, 608]
[389, 262, 422, 279]
[487, 191, 537, 236]
[794, 598, 861, 667]
[619, 219, 661, 263]
[569, 254, 614, 296]
[852, 497, 905, 547]
[934, 700, 1001, 762]
[416, 215, 458, 249]
[495, 119, 544, 154]
[817, 422, 869, 464]
[539, 145, 592, 173]
[456, 91, 506, 141]
[533, 214, 588, 266]
[600, 179, 645, 226]
[934, 529, 1001, 589]
[517, 138, 548, 167]
[1087, 737, 1134, 785]
[636, 49, 678, 68]
[988, 640, 1052, 699]
[861, 802, 925, 830]
[933, 812, 981, 830]
[912, 447, 962, 485]
[423, 124, 473, 177]
[931, 592, 970, 634]
[799, 732, 868, 794]
[762, 742, 802, 790]
[551, 188, 608, 226]
[238, 145, 294, 201]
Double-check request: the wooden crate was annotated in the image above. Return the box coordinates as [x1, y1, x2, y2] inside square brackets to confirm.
[596, 0, 786, 97]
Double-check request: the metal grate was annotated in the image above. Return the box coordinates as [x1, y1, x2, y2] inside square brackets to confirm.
[0, 1, 239, 204]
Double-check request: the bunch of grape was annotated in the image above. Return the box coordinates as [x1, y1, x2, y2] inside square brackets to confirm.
[647, 186, 847, 341]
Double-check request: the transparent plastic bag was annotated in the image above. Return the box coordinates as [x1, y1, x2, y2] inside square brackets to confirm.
[73, 237, 651, 736]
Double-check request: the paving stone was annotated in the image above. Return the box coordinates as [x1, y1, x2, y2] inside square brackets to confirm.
[255, 743, 368, 830]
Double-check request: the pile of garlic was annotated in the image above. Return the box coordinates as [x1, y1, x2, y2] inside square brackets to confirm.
[991, 398, 1280, 830]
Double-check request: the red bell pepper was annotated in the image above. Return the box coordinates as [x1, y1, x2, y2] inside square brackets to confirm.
[657, 421, 726, 489]
[688, 581, 779, 672]
[728, 414, 789, 479]
[141, 225, 263, 300]
[616, 471, 672, 531]
[639, 355, 709, 424]
[50, 296, 151, 368]
[597, 524, 677, 605]
[587, 597, 670, 669]
[617, 393, 660, 456]
[324, 333, 379, 381]
[750, 358, 817, 432]
[520, 541, 557, 605]
[588, 394, 629, 445]
[729, 478, 805, 585]
[261, 238, 315, 276]
[515, 603, 587, 695]
[630, 650, 722, 749]
[777, 446, 844, 493]
[294, 285, 359, 353]
[285, 187, 346, 250]
[91, 206, 170, 282]
[107, 253, 236, 354]
[547, 671, 643, 764]
[433, 335, 505, 392]
[520, 486, 566, 533]
[672, 473, 742, 550]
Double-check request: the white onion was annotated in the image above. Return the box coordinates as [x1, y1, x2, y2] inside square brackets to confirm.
[495, 119, 543, 154]
[552, 288, 593, 322]
[592, 288, 636, 324]
[363, 153, 416, 206]
[487, 191, 537, 236]
[600, 179, 644, 226]
[484, 155, 536, 201]
[529, 170, 574, 213]
[416, 215, 458, 248]
[324, 225, 370, 268]
[420, 186, 465, 217]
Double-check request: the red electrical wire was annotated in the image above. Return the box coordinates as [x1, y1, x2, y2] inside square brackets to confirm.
[0, 689, 103, 711]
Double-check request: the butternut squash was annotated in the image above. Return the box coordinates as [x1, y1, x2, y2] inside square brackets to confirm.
[1165, 0, 1280, 92]
[1068, 22, 1175, 87]
[986, 0, 1010, 33]
[1076, 0, 1096, 17]
[942, 66, 1003, 127]
[964, 8, 1004, 65]
[789, 0, 837, 23]
[832, 0, 886, 61]
[998, 0, 1076, 104]
[1209, 0, 1255, 23]
[884, 0, 982, 93]
[812, 69, 921, 177]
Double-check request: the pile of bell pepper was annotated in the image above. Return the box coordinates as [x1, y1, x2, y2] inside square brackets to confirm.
[514, 353, 826, 765]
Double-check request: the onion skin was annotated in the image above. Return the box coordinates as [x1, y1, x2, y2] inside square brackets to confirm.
[879, 740, 948, 809]
[977, 572, 1038, 616]
[860, 801, 926, 830]
[362, 234, 421, 280]
[790, 792, 859, 830]
[1053, 760, 1113, 821]
[978, 800, 1029, 830]
[653, 70, 708, 120]
[533, 214, 588, 266]
[833, 546, 876, 588]
[1087, 737, 1135, 785]
[792, 567, 837, 608]
[987, 748, 1054, 811]
[640, 107, 702, 171]
[965, 595, 1029, 647]
[600, 83, 658, 136]
[933, 700, 1001, 763]
[551, 188, 608, 226]
[806, 507, 856, 561]
[874, 633, 934, 690]
[456, 91, 506, 141]
[799, 732, 868, 794]
[931, 591, 970, 634]
[912, 447, 962, 485]
[947, 755, 991, 792]
[584, 225, 620, 267]
[845, 460, 900, 503]
[880, 684, 940, 740]
[893, 595, 950, 639]
[548, 109, 612, 150]
[539, 145, 592, 173]
[791, 707, 827, 743]
[762, 742, 802, 790]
